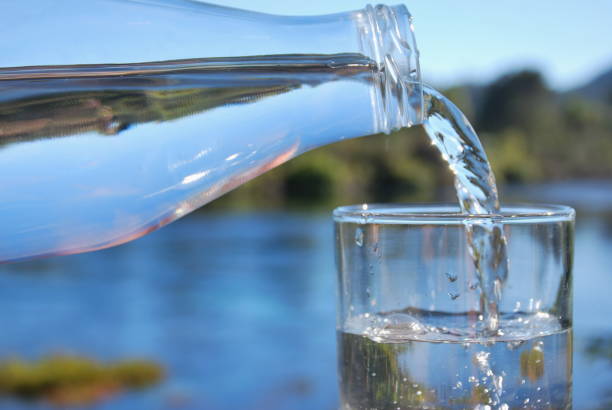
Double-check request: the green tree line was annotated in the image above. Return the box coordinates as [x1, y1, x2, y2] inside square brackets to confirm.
[212, 69, 612, 209]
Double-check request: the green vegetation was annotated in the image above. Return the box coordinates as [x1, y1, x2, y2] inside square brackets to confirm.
[212, 69, 612, 208]
[0, 355, 164, 406]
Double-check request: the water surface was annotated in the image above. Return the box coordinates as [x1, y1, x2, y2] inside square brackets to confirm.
[0, 183, 610, 409]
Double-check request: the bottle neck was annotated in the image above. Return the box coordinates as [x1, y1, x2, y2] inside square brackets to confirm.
[356, 5, 424, 132]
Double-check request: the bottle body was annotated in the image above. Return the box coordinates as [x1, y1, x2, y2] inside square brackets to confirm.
[0, 0, 422, 262]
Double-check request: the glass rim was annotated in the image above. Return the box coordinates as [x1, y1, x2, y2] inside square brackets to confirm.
[333, 203, 575, 225]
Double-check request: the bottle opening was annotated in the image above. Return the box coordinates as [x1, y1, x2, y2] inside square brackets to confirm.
[357, 4, 424, 133]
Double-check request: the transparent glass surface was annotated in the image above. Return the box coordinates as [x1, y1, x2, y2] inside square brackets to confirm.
[334, 204, 574, 409]
[0, 1, 422, 262]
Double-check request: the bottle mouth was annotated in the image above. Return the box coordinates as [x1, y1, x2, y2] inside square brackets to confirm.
[357, 4, 424, 133]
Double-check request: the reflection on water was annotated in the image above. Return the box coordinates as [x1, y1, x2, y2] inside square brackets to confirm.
[586, 336, 612, 364]
[0, 196, 610, 409]
[0, 213, 338, 410]
[584, 335, 612, 409]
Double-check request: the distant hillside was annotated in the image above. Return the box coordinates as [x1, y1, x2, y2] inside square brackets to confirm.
[569, 66, 612, 103]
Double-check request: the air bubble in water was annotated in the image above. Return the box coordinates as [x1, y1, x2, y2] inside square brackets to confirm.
[445, 272, 458, 282]
[506, 340, 525, 350]
[494, 375, 503, 392]
[355, 228, 364, 247]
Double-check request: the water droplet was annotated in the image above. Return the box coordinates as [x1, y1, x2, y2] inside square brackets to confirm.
[445, 272, 458, 282]
[448, 292, 460, 300]
[468, 281, 479, 290]
[523, 398, 530, 404]
[359, 211, 372, 224]
[371, 372, 376, 377]
[506, 340, 525, 350]
[416, 390, 422, 396]
[354, 228, 364, 247]
[494, 375, 503, 391]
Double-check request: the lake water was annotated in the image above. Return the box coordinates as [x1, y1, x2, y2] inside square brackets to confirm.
[0, 182, 611, 409]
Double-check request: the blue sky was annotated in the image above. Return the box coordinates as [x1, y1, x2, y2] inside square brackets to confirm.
[210, 0, 612, 91]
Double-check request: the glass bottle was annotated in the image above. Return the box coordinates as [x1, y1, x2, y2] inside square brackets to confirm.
[0, 0, 422, 262]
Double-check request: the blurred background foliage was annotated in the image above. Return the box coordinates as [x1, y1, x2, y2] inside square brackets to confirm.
[0, 355, 163, 406]
[210, 67, 612, 210]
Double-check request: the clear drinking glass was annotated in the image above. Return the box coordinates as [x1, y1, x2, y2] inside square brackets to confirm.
[334, 204, 574, 409]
